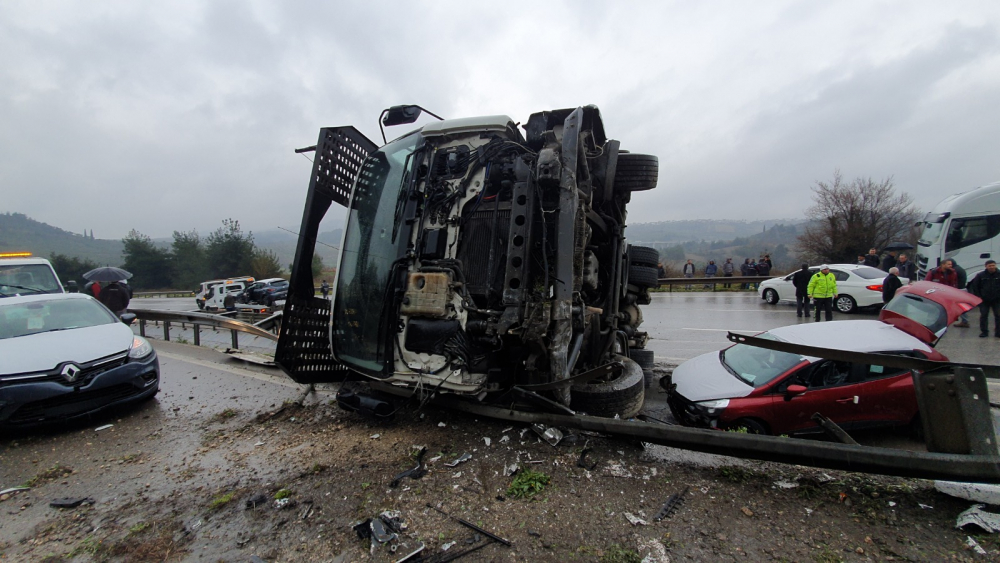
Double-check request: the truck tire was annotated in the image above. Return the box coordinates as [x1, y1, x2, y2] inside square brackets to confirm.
[570, 355, 645, 418]
[628, 264, 659, 288]
[628, 245, 660, 268]
[614, 153, 658, 192]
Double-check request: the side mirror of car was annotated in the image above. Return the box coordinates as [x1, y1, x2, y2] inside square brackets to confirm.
[120, 312, 137, 326]
[785, 384, 807, 401]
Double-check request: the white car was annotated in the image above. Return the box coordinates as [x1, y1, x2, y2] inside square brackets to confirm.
[758, 264, 903, 314]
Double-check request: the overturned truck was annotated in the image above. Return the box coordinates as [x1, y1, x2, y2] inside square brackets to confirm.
[277, 105, 659, 417]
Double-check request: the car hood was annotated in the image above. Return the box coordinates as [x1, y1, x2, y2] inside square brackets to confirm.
[0, 323, 133, 375]
[671, 350, 755, 402]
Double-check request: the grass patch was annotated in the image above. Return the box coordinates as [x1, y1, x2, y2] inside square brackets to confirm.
[600, 543, 641, 563]
[128, 521, 151, 535]
[209, 491, 235, 510]
[507, 469, 550, 500]
[211, 408, 238, 422]
[274, 488, 292, 500]
[717, 465, 766, 484]
[23, 464, 73, 488]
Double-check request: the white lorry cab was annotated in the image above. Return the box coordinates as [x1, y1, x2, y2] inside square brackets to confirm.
[201, 277, 254, 311]
[916, 181, 1000, 278]
[0, 253, 65, 297]
[195, 276, 254, 309]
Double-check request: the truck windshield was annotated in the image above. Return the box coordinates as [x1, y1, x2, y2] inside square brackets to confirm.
[0, 264, 62, 296]
[332, 133, 420, 374]
[918, 221, 944, 247]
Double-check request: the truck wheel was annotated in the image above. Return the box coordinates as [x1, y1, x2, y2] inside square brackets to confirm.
[629, 348, 654, 369]
[628, 264, 659, 288]
[570, 355, 645, 418]
[614, 153, 658, 192]
[628, 245, 660, 268]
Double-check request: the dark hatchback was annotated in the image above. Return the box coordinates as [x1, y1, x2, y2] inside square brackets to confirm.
[0, 294, 159, 429]
[239, 278, 288, 306]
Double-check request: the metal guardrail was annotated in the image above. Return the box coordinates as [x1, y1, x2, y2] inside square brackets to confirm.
[130, 308, 278, 349]
[655, 275, 771, 291]
[133, 290, 196, 298]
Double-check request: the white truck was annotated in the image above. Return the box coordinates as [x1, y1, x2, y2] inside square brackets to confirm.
[0, 253, 65, 297]
[916, 181, 1000, 278]
[197, 277, 254, 311]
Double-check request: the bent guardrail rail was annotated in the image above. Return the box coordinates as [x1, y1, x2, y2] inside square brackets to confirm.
[130, 308, 278, 349]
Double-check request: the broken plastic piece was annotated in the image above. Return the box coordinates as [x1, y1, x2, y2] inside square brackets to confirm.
[956, 504, 1000, 533]
[94, 424, 113, 431]
[441, 541, 456, 551]
[371, 517, 398, 543]
[624, 512, 648, 526]
[967, 536, 987, 555]
[426, 503, 512, 546]
[390, 447, 428, 488]
[531, 423, 563, 446]
[49, 497, 94, 509]
[576, 447, 598, 471]
[445, 453, 472, 467]
[653, 486, 689, 521]
[394, 542, 424, 562]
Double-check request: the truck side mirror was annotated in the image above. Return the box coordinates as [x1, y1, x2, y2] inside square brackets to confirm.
[382, 105, 423, 126]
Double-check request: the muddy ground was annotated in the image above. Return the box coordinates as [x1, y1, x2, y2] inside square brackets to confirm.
[2, 365, 999, 562]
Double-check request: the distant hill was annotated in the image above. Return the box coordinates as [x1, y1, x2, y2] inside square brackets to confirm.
[0, 212, 124, 265]
[625, 218, 806, 246]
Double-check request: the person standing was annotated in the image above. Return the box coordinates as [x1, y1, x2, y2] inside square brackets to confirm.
[880, 251, 897, 272]
[321, 280, 331, 299]
[704, 260, 718, 289]
[807, 265, 838, 321]
[722, 258, 735, 288]
[792, 263, 813, 318]
[882, 267, 902, 305]
[739, 258, 750, 289]
[84, 280, 101, 300]
[895, 253, 916, 281]
[747, 259, 759, 290]
[953, 261, 970, 327]
[756, 258, 771, 278]
[99, 281, 130, 315]
[682, 259, 695, 289]
[857, 255, 866, 265]
[863, 248, 880, 268]
[925, 259, 958, 287]
[968, 260, 1000, 338]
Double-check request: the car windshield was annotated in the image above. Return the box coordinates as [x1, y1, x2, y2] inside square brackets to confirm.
[720, 333, 806, 388]
[853, 266, 888, 280]
[918, 221, 944, 246]
[0, 264, 62, 296]
[332, 132, 421, 374]
[0, 298, 116, 339]
[882, 293, 948, 335]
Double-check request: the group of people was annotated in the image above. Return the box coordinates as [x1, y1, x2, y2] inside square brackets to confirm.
[789, 264, 838, 321]
[83, 279, 132, 315]
[674, 256, 772, 290]
[882, 257, 999, 338]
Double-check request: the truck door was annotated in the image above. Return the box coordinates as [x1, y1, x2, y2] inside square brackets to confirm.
[944, 214, 1000, 275]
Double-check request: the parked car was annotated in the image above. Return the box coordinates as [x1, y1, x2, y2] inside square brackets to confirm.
[0, 293, 159, 429]
[758, 264, 902, 314]
[666, 281, 979, 436]
[239, 278, 288, 306]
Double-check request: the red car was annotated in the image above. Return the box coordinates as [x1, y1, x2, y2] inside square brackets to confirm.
[665, 282, 980, 435]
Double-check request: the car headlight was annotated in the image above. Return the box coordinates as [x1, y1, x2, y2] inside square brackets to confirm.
[129, 335, 154, 359]
[695, 398, 730, 414]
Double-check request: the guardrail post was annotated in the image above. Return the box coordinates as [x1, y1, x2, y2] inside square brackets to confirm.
[139, 319, 146, 337]
[231, 329, 239, 349]
[163, 321, 171, 342]
[193, 324, 200, 346]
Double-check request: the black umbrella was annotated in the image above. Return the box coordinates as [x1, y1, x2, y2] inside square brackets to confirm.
[882, 241, 914, 252]
[83, 266, 133, 282]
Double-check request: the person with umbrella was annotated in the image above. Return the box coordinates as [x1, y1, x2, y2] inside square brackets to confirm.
[83, 267, 133, 315]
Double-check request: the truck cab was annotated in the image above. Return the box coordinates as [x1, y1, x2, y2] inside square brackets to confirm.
[917, 181, 1000, 278]
[0, 253, 65, 297]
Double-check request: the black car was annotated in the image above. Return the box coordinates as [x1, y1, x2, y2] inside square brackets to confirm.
[239, 278, 288, 306]
[0, 294, 159, 429]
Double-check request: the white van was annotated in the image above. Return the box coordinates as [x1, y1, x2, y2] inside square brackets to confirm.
[202, 278, 253, 311]
[916, 181, 1000, 278]
[0, 253, 65, 297]
[196, 276, 253, 309]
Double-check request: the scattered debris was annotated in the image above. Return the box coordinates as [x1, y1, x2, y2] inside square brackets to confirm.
[918, 503, 933, 510]
[445, 453, 472, 468]
[956, 504, 1000, 533]
[49, 497, 94, 509]
[371, 433, 381, 440]
[624, 512, 648, 526]
[427, 503, 512, 546]
[935, 480, 1000, 505]
[394, 542, 425, 562]
[483, 437, 491, 446]
[441, 541, 456, 551]
[637, 537, 670, 563]
[773, 480, 799, 489]
[606, 463, 633, 478]
[531, 423, 563, 446]
[576, 447, 598, 471]
[438, 422, 447, 427]
[390, 447, 428, 488]
[527, 530, 541, 537]
[254, 441, 265, 447]
[94, 424, 113, 431]
[499, 435, 510, 443]
[966, 536, 988, 555]
[274, 498, 292, 509]
[654, 486, 689, 521]
[0, 486, 30, 501]
[741, 506, 753, 517]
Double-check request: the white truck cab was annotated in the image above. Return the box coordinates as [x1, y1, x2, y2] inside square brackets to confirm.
[0, 253, 65, 297]
[196, 276, 254, 309]
[202, 277, 254, 311]
[917, 181, 1000, 278]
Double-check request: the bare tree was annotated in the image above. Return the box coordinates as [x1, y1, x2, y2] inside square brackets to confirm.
[797, 170, 919, 263]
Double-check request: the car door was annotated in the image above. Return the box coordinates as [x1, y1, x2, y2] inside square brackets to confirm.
[767, 360, 871, 434]
[852, 361, 919, 428]
[944, 215, 1000, 271]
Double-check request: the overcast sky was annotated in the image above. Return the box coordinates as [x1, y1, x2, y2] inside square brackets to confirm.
[3, 1, 999, 240]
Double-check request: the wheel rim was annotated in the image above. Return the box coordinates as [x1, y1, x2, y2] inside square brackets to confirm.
[765, 289, 777, 304]
[837, 296, 853, 312]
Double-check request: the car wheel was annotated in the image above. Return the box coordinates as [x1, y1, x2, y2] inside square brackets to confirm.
[628, 264, 659, 288]
[197, 301, 204, 310]
[614, 153, 659, 192]
[836, 295, 857, 314]
[628, 245, 660, 268]
[729, 418, 769, 435]
[763, 288, 779, 305]
[570, 355, 645, 418]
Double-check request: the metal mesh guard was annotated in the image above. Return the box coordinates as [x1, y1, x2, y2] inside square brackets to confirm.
[313, 127, 375, 207]
[276, 295, 350, 383]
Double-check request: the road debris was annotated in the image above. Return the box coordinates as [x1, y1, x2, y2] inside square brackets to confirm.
[531, 423, 563, 446]
[741, 506, 753, 517]
[576, 446, 598, 471]
[245, 493, 268, 509]
[0, 486, 30, 501]
[440, 541, 456, 551]
[966, 536, 988, 555]
[427, 503, 512, 546]
[935, 480, 1000, 505]
[773, 480, 799, 489]
[94, 424, 113, 431]
[624, 512, 648, 526]
[956, 504, 1000, 533]
[444, 453, 472, 468]
[918, 503, 933, 510]
[483, 437, 491, 446]
[394, 542, 425, 562]
[390, 447, 427, 488]
[654, 486, 689, 521]
[438, 422, 447, 427]
[49, 497, 94, 509]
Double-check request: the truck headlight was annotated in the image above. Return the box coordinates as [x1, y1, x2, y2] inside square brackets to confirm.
[128, 336, 153, 359]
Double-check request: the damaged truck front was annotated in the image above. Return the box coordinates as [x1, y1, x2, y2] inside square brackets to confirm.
[276, 105, 659, 417]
